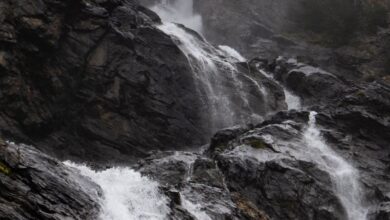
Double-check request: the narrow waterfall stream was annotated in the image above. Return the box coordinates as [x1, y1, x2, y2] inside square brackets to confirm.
[259, 69, 301, 110]
[304, 112, 367, 220]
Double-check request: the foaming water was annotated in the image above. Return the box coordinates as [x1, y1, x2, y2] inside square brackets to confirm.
[64, 162, 170, 220]
[284, 89, 301, 110]
[304, 112, 367, 220]
[151, 0, 202, 33]
[181, 195, 212, 220]
[218, 45, 246, 62]
[259, 69, 301, 110]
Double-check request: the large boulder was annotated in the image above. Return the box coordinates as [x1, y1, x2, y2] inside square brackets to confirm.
[0, 140, 100, 220]
[0, 0, 208, 165]
[267, 57, 351, 106]
[210, 112, 347, 220]
[136, 151, 251, 220]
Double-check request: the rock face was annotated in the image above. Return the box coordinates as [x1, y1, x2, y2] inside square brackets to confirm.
[136, 150, 270, 220]
[0, 0, 289, 166]
[1, 0, 390, 220]
[193, 0, 390, 82]
[0, 140, 100, 220]
[207, 113, 346, 220]
[0, 0, 210, 165]
[193, 0, 302, 55]
[266, 57, 351, 106]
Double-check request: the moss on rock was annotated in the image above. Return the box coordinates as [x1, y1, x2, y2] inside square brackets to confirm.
[245, 138, 270, 149]
[0, 162, 11, 175]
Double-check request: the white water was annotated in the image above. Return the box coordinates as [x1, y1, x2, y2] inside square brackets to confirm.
[284, 89, 301, 110]
[259, 69, 301, 110]
[159, 22, 235, 129]
[151, 0, 202, 33]
[304, 112, 367, 220]
[218, 45, 246, 62]
[181, 195, 212, 220]
[64, 162, 170, 220]
[151, 0, 269, 131]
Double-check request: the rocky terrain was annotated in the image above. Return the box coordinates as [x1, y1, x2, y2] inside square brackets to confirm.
[0, 0, 390, 220]
[0, 0, 210, 165]
[192, 0, 390, 82]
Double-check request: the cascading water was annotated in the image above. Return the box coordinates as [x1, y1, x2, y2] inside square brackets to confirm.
[259, 69, 301, 110]
[64, 162, 170, 220]
[65, 2, 366, 220]
[151, 0, 268, 132]
[304, 112, 367, 220]
[151, 0, 202, 33]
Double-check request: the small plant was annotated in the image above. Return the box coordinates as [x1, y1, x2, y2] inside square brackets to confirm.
[0, 162, 11, 175]
[247, 139, 268, 149]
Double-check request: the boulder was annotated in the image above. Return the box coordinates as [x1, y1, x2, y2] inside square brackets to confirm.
[0, 0, 207, 165]
[0, 140, 100, 220]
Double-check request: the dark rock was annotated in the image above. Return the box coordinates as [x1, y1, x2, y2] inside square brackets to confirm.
[367, 202, 390, 220]
[0, 140, 100, 220]
[210, 115, 348, 220]
[136, 151, 246, 220]
[270, 57, 350, 105]
[0, 0, 208, 165]
[0, 0, 288, 167]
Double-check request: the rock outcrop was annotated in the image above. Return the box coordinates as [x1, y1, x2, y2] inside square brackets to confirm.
[1, 0, 390, 220]
[0, 140, 100, 220]
[0, 0, 210, 165]
[193, 0, 390, 82]
[0, 0, 289, 166]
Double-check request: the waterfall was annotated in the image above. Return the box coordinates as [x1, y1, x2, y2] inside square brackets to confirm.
[64, 162, 170, 220]
[69, 2, 366, 220]
[259, 69, 301, 110]
[150, 0, 202, 33]
[218, 45, 246, 62]
[151, 0, 267, 132]
[304, 112, 367, 220]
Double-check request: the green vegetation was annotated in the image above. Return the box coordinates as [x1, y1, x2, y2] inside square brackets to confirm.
[296, 0, 389, 46]
[0, 162, 11, 175]
[247, 139, 268, 149]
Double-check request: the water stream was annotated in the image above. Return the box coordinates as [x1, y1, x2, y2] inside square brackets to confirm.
[304, 112, 367, 220]
[152, 1, 267, 131]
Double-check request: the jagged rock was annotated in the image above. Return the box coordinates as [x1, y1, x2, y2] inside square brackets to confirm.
[367, 202, 390, 220]
[0, 0, 207, 165]
[136, 151, 246, 220]
[0, 141, 100, 220]
[268, 57, 350, 105]
[192, 0, 390, 82]
[0, 0, 288, 167]
[210, 116, 346, 220]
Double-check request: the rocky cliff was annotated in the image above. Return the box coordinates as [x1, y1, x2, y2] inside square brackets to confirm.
[1, 0, 390, 219]
[0, 0, 211, 165]
[193, 0, 390, 82]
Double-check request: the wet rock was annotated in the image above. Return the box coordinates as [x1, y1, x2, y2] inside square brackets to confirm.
[0, 141, 100, 220]
[270, 57, 350, 105]
[367, 202, 390, 220]
[209, 115, 347, 220]
[232, 193, 270, 220]
[136, 151, 245, 220]
[0, 0, 287, 167]
[0, 0, 207, 165]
